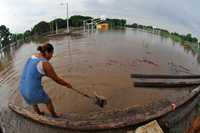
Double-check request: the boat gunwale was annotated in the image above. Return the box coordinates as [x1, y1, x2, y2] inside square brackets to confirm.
[8, 86, 200, 130]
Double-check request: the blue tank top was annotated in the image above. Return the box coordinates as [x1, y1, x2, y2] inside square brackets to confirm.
[20, 57, 47, 98]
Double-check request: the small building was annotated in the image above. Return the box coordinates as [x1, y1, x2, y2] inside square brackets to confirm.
[96, 23, 109, 31]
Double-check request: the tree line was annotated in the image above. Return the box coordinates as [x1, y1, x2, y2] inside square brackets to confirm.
[127, 23, 199, 44]
[31, 16, 126, 36]
[1, 15, 199, 49]
[0, 25, 13, 49]
[0, 15, 126, 49]
[0, 25, 32, 49]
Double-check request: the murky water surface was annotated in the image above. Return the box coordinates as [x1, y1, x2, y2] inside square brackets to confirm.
[1, 29, 200, 115]
[0, 29, 199, 133]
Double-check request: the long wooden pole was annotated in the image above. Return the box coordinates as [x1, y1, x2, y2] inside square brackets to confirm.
[131, 74, 200, 79]
[134, 80, 200, 87]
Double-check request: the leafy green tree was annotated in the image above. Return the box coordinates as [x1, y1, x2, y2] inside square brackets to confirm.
[182, 33, 198, 43]
[137, 25, 144, 29]
[31, 21, 50, 35]
[69, 15, 92, 27]
[0, 25, 11, 48]
[9, 34, 17, 42]
[146, 26, 153, 30]
[50, 18, 66, 31]
[15, 33, 24, 40]
[170, 32, 183, 42]
[184, 33, 192, 42]
[24, 30, 32, 39]
[192, 37, 198, 43]
[131, 23, 138, 28]
[56, 18, 67, 29]
[105, 18, 126, 28]
[160, 29, 170, 37]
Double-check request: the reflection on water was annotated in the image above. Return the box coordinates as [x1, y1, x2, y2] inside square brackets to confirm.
[0, 47, 12, 69]
[1, 28, 200, 114]
[0, 42, 25, 70]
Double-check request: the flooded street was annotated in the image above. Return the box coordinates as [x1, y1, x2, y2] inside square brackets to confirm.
[0, 28, 200, 132]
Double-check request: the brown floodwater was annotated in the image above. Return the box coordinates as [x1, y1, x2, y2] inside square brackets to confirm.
[1, 28, 200, 115]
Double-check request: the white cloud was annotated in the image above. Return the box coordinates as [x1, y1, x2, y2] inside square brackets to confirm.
[97, 0, 115, 5]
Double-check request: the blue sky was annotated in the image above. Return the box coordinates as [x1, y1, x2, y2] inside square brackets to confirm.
[0, 0, 199, 38]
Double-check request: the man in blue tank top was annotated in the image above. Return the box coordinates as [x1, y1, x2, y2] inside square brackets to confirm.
[20, 43, 73, 117]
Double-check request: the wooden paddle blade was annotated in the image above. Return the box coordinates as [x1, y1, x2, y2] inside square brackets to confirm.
[92, 92, 107, 108]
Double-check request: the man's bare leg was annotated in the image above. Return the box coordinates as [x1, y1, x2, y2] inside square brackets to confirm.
[46, 100, 58, 117]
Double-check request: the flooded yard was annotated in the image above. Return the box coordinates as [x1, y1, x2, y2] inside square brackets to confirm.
[0, 28, 200, 132]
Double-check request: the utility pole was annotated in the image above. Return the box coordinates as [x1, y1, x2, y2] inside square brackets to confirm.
[61, 0, 69, 33]
[56, 20, 58, 34]
[83, 21, 86, 32]
[66, 0, 69, 33]
[91, 21, 94, 32]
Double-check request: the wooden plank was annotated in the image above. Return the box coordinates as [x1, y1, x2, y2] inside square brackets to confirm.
[134, 80, 200, 87]
[135, 120, 164, 133]
[131, 74, 200, 79]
